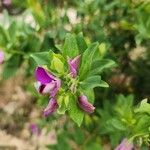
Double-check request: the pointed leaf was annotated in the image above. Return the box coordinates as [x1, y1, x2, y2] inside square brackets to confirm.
[68, 95, 84, 126]
[79, 42, 99, 80]
[63, 33, 79, 58]
[30, 51, 51, 66]
[76, 33, 87, 53]
[90, 59, 116, 75]
[80, 75, 109, 90]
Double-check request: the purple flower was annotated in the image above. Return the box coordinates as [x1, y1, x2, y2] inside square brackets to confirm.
[43, 98, 58, 116]
[78, 95, 95, 113]
[0, 50, 5, 64]
[2, 0, 12, 7]
[68, 55, 81, 78]
[30, 124, 41, 136]
[35, 67, 61, 97]
[115, 139, 133, 150]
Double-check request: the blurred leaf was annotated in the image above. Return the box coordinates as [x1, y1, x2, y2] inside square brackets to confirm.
[3, 54, 22, 79]
[134, 99, 150, 115]
[131, 115, 150, 138]
[8, 21, 17, 43]
[108, 118, 127, 131]
[72, 128, 85, 145]
[0, 26, 8, 46]
[84, 142, 102, 150]
[27, 0, 45, 26]
[48, 132, 72, 150]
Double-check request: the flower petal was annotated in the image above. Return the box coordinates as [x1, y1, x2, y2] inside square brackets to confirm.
[115, 139, 133, 150]
[68, 55, 80, 78]
[78, 95, 95, 113]
[0, 50, 5, 64]
[43, 98, 58, 116]
[42, 82, 56, 94]
[34, 81, 56, 94]
[70, 55, 81, 69]
[50, 79, 61, 97]
[35, 67, 55, 84]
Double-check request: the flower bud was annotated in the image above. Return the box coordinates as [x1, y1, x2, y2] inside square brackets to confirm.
[68, 55, 81, 78]
[43, 98, 58, 116]
[78, 95, 95, 113]
[115, 139, 133, 150]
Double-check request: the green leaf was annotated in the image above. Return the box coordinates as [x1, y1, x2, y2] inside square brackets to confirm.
[41, 32, 55, 51]
[108, 118, 127, 131]
[131, 115, 150, 138]
[98, 80, 109, 88]
[68, 95, 84, 126]
[79, 42, 99, 80]
[48, 132, 72, 150]
[8, 21, 17, 42]
[99, 43, 107, 57]
[57, 103, 67, 115]
[0, 25, 8, 46]
[84, 142, 103, 150]
[51, 53, 64, 74]
[30, 51, 51, 66]
[76, 33, 87, 53]
[114, 94, 134, 121]
[3, 54, 22, 79]
[63, 33, 79, 58]
[64, 95, 69, 107]
[134, 99, 150, 115]
[72, 128, 85, 145]
[57, 95, 69, 114]
[90, 59, 116, 75]
[93, 43, 108, 60]
[80, 75, 109, 90]
[27, 0, 45, 26]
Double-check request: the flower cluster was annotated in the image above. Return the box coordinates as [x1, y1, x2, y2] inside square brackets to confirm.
[34, 54, 95, 117]
[32, 33, 113, 126]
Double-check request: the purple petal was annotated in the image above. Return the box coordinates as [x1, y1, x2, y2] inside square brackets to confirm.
[78, 95, 95, 113]
[35, 67, 55, 84]
[34, 81, 56, 94]
[115, 139, 133, 150]
[30, 124, 41, 136]
[68, 55, 81, 78]
[43, 98, 58, 117]
[43, 82, 56, 94]
[50, 79, 61, 97]
[0, 51, 5, 64]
